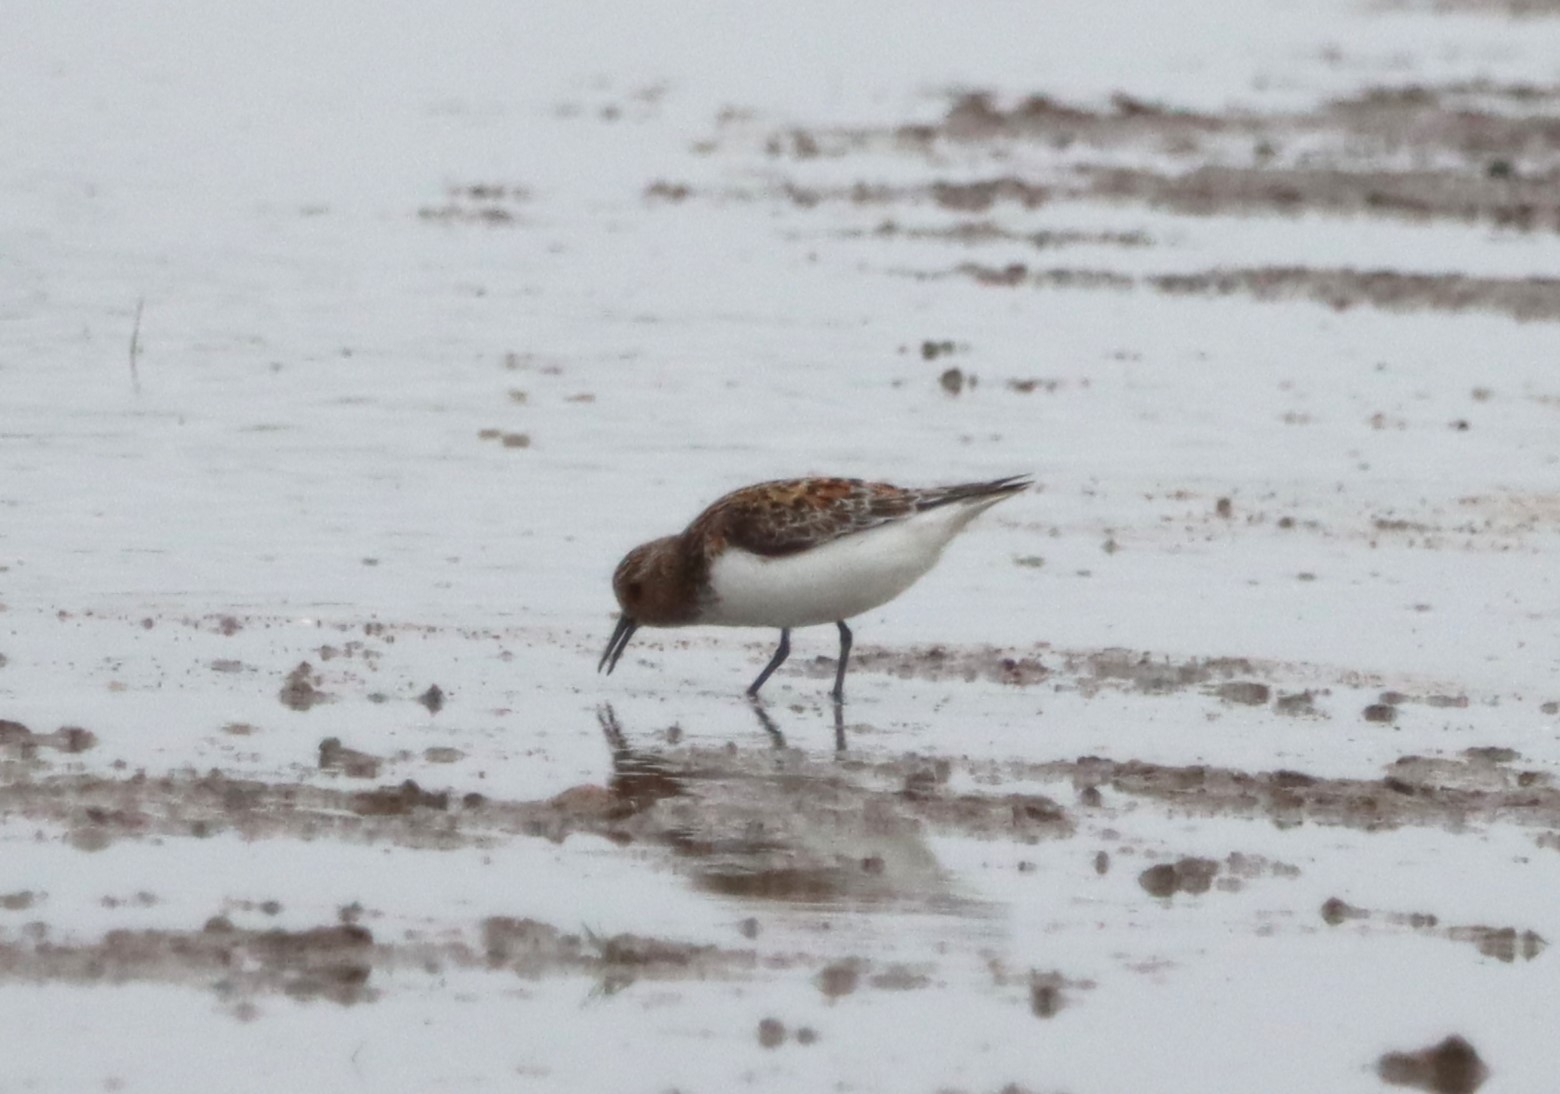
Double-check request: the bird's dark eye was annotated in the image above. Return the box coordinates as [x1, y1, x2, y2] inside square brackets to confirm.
[626, 581, 643, 601]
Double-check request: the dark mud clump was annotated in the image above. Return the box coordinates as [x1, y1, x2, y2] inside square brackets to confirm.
[1321, 897, 1371, 925]
[1, 719, 97, 757]
[986, 961, 1095, 1016]
[478, 428, 531, 449]
[1216, 681, 1271, 706]
[1138, 857, 1220, 898]
[644, 179, 692, 202]
[698, 866, 881, 904]
[59, 726, 97, 752]
[1364, 703, 1399, 724]
[757, 1017, 787, 1048]
[351, 779, 449, 817]
[1447, 925, 1547, 963]
[1274, 690, 1323, 717]
[1377, 1035, 1489, 1094]
[279, 662, 328, 711]
[318, 737, 382, 779]
[817, 958, 862, 999]
[417, 684, 445, 714]
[1029, 971, 1068, 1018]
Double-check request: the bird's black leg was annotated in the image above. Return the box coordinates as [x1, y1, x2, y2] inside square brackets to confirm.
[746, 628, 791, 697]
[831, 620, 853, 703]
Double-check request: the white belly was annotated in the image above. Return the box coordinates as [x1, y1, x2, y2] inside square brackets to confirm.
[701, 505, 987, 629]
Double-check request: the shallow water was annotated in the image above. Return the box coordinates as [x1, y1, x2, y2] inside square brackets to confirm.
[3, 1, 1559, 1091]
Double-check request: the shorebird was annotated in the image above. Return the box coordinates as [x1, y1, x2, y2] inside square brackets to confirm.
[598, 475, 1030, 700]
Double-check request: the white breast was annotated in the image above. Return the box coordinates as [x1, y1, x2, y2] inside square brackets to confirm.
[701, 500, 1001, 629]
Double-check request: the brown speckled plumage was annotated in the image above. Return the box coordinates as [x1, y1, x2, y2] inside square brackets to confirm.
[688, 476, 1026, 559]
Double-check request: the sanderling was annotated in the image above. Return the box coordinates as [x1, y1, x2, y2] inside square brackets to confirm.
[599, 474, 1031, 700]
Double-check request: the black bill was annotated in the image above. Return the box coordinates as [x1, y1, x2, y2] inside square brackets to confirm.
[598, 614, 639, 675]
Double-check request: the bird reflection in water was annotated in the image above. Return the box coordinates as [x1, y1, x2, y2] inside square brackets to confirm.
[745, 698, 847, 753]
[593, 704, 950, 908]
[596, 704, 688, 820]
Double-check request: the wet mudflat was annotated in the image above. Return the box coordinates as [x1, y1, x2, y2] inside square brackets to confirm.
[4, 1, 1560, 1092]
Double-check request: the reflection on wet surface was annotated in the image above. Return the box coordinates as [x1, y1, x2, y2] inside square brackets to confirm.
[601, 696, 844, 755]
[596, 703, 992, 909]
[2, 703, 1052, 1009]
[597, 704, 689, 817]
[741, 697, 846, 752]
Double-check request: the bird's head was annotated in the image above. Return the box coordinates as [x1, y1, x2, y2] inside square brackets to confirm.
[599, 536, 695, 675]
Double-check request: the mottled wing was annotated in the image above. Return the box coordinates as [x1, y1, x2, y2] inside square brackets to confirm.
[688, 478, 916, 558]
